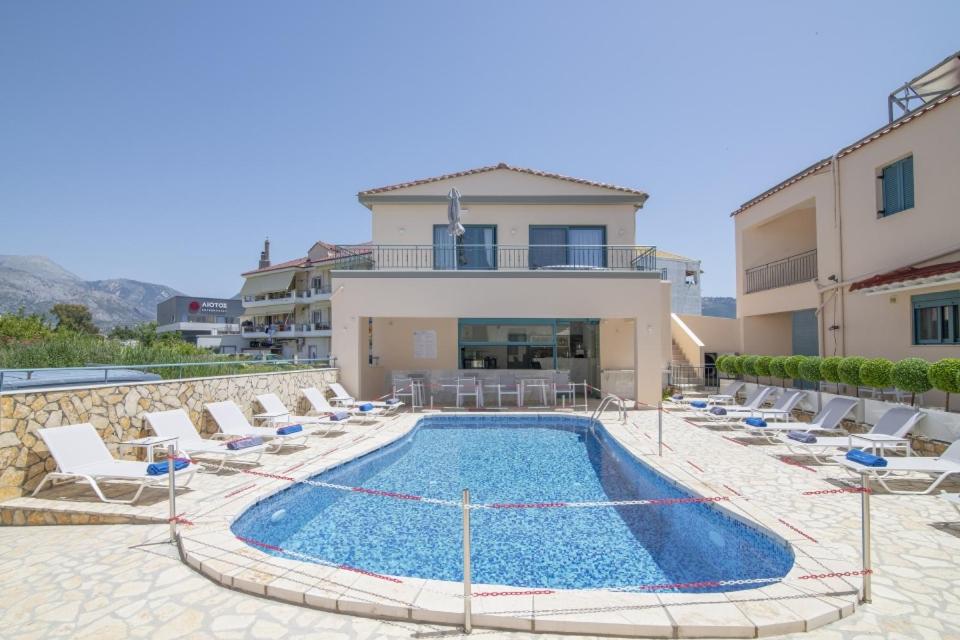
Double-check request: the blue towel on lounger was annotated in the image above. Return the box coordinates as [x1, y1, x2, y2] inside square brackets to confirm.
[147, 458, 190, 476]
[358, 402, 375, 412]
[385, 397, 401, 405]
[744, 417, 767, 427]
[787, 430, 817, 444]
[709, 406, 727, 416]
[845, 449, 887, 467]
[329, 411, 351, 422]
[226, 436, 263, 450]
[276, 424, 303, 435]
[690, 400, 708, 409]
[671, 394, 683, 401]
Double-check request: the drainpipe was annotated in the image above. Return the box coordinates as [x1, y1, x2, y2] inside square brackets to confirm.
[831, 151, 846, 357]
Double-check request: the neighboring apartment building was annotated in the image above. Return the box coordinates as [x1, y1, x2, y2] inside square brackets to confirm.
[156, 295, 242, 349]
[656, 250, 702, 315]
[323, 163, 673, 404]
[733, 51, 960, 361]
[238, 239, 350, 360]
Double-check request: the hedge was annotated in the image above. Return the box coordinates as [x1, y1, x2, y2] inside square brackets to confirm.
[755, 355, 772, 377]
[891, 358, 932, 405]
[838, 356, 867, 388]
[742, 355, 760, 377]
[798, 356, 823, 382]
[860, 358, 894, 389]
[784, 355, 807, 379]
[768, 356, 788, 380]
[820, 356, 843, 384]
[929, 358, 960, 412]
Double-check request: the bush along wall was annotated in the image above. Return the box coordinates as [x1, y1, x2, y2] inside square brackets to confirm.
[714, 352, 960, 411]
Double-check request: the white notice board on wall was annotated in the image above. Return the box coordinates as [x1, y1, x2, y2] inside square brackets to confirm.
[413, 330, 437, 360]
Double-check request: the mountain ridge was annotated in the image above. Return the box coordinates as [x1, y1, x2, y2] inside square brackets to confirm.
[0, 255, 184, 329]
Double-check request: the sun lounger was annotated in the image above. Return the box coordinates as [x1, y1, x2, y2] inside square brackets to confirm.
[711, 390, 804, 422]
[205, 401, 313, 451]
[254, 393, 334, 433]
[706, 380, 746, 405]
[32, 423, 196, 504]
[694, 386, 774, 420]
[735, 396, 859, 443]
[779, 406, 923, 463]
[302, 387, 402, 422]
[327, 382, 357, 407]
[145, 409, 267, 472]
[833, 440, 960, 494]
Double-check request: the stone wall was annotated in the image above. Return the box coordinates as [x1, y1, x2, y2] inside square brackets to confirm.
[0, 368, 338, 500]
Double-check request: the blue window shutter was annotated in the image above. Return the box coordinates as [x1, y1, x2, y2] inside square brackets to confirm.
[882, 162, 901, 215]
[900, 156, 914, 210]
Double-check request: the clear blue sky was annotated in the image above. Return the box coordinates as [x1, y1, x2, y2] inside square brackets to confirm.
[1, 1, 957, 298]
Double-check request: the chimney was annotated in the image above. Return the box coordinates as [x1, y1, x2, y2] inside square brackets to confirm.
[258, 237, 271, 269]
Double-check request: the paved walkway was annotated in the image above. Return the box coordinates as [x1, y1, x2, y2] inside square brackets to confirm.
[1, 408, 959, 638]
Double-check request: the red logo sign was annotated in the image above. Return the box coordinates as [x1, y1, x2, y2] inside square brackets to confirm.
[188, 301, 201, 312]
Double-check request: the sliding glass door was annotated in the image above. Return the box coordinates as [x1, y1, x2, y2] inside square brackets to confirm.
[529, 226, 606, 269]
[433, 225, 497, 270]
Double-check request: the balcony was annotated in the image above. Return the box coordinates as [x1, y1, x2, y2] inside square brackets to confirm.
[327, 244, 657, 272]
[242, 291, 295, 308]
[744, 249, 818, 294]
[241, 323, 332, 339]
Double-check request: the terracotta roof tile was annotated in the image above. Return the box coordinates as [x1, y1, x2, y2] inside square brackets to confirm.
[849, 259, 960, 292]
[358, 162, 648, 198]
[241, 245, 372, 276]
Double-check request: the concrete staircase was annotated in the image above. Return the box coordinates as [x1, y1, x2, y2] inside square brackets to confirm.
[671, 339, 692, 367]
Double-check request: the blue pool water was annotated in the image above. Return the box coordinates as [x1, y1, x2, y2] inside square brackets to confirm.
[232, 415, 794, 591]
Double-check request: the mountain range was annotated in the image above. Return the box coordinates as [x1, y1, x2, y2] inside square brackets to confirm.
[702, 296, 737, 318]
[0, 255, 183, 330]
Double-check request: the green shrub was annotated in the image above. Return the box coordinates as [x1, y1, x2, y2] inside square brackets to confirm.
[891, 358, 932, 405]
[798, 356, 823, 382]
[820, 356, 843, 383]
[838, 356, 867, 388]
[784, 355, 807, 379]
[742, 355, 759, 377]
[715, 354, 728, 373]
[860, 358, 894, 389]
[768, 356, 788, 380]
[755, 355, 772, 377]
[929, 358, 960, 412]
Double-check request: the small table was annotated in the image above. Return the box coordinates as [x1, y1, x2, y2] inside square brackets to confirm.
[253, 410, 292, 426]
[849, 433, 912, 457]
[119, 436, 180, 463]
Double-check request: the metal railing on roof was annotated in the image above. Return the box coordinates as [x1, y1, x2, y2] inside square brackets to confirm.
[328, 244, 658, 272]
[744, 249, 817, 294]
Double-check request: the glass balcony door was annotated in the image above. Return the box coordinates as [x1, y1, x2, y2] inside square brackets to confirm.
[433, 225, 497, 270]
[529, 226, 606, 269]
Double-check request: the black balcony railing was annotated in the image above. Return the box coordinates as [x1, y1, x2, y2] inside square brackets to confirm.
[744, 249, 818, 294]
[328, 244, 658, 272]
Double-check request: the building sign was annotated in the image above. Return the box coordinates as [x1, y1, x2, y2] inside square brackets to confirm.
[188, 300, 230, 314]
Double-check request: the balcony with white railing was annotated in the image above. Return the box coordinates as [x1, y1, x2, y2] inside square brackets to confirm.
[326, 244, 658, 272]
[242, 290, 295, 308]
[744, 249, 818, 294]
[241, 323, 332, 339]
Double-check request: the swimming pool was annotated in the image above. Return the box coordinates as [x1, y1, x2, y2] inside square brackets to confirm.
[232, 415, 794, 591]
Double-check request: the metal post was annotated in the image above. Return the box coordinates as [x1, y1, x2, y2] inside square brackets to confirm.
[860, 472, 872, 604]
[658, 401, 663, 457]
[168, 444, 177, 543]
[462, 488, 472, 634]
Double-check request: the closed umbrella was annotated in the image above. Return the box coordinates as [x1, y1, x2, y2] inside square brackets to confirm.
[447, 188, 465, 237]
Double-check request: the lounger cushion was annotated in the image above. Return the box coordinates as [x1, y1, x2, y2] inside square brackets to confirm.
[745, 417, 767, 427]
[146, 458, 191, 476]
[845, 449, 887, 467]
[787, 430, 817, 443]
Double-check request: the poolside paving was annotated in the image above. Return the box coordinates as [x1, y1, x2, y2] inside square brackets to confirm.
[1, 406, 959, 638]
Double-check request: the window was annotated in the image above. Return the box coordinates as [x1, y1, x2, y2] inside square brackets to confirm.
[529, 226, 606, 269]
[912, 290, 959, 344]
[879, 156, 914, 217]
[660, 267, 669, 280]
[433, 225, 497, 270]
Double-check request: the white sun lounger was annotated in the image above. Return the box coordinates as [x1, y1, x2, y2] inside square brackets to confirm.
[206, 401, 312, 451]
[834, 440, 960, 495]
[696, 386, 774, 420]
[706, 380, 746, 405]
[33, 423, 196, 504]
[780, 406, 923, 463]
[145, 409, 267, 473]
[736, 396, 859, 442]
[714, 390, 804, 422]
[254, 393, 334, 433]
[301, 387, 397, 424]
[327, 382, 357, 407]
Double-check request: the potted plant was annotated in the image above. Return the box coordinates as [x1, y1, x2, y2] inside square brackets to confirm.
[742, 355, 760, 383]
[820, 356, 843, 393]
[891, 358, 932, 407]
[784, 355, 807, 386]
[768, 356, 788, 387]
[838, 356, 867, 397]
[928, 358, 960, 412]
[860, 357, 894, 399]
